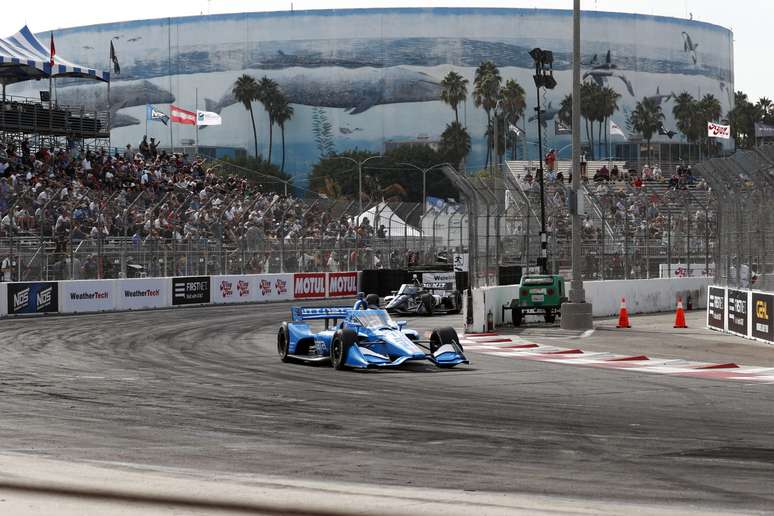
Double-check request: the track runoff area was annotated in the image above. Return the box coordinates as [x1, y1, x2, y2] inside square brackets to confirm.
[1, 289, 774, 516]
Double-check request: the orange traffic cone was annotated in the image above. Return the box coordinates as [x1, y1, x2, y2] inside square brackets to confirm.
[674, 296, 688, 328]
[616, 298, 631, 328]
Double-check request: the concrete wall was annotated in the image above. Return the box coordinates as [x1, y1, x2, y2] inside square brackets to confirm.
[469, 277, 710, 333]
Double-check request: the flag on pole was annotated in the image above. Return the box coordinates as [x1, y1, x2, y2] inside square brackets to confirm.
[610, 120, 627, 138]
[49, 33, 55, 67]
[146, 104, 170, 126]
[171, 105, 196, 125]
[110, 41, 120, 74]
[196, 110, 222, 126]
[707, 121, 730, 139]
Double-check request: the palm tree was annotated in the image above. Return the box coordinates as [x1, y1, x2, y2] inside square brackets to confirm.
[630, 96, 664, 165]
[473, 61, 502, 167]
[440, 71, 469, 124]
[273, 94, 294, 173]
[232, 74, 260, 159]
[599, 86, 621, 158]
[698, 94, 722, 158]
[580, 82, 598, 158]
[757, 97, 774, 125]
[439, 121, 472, 170]
[499, 79, 526, 160]
[257, 76, 280, 165]
[672, 92, 697, 160]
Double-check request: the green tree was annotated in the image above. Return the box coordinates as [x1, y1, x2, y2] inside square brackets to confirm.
[499, 79, 526, 160]
[257, 76, 280, 165]
[630, 96, 664, 164]
[309, 150, 377, 200]
[473, 61, 502, 167]
[698, 94, 722, 157]
[217, 155, 290, 195]
[232, 74, 260, 160]
[272, 93, 294, 174]
[727, 91, 756, 149]
[439, 121, 472, 170]
[440, 71, 469, 124]
[757, 97, 774, 125]
[599, 86, 621, 158]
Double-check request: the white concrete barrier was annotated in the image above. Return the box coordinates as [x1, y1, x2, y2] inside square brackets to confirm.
[469, 277, 710, 332]
[0, 282, 6, 316]
[117, 278, 168, 311]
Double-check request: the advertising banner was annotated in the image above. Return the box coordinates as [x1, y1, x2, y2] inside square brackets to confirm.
[293, 272, 326, 299]
[60, 280, 115, 313]
[726, 289, 749, 336]
[172, 276, 211, 305]
[751, 292, 774, 343]
[0, 282, 6, 316]
[422, 272, 456, 291]
[118, 278, 167, 310]
[327, 272, 358, 298]
[707, 122, 731, 139]
[659, 263, 714, 278]
[211, 275, 255, 304]
[707, 286, 726, 331]
[453, 253, 469, 272]
[256, 273, 293, 302]
[7, 282, 58, 315]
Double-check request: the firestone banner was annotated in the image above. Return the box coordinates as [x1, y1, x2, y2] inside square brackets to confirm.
[211, 275, 255, 304]
[118, 278, 167, 310]
[294, 272, 327, 299]
[327, 272, 358, 298]
[60, 280, 115, 313]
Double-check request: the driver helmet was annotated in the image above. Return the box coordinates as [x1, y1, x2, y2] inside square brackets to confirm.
[412, 274, 420, 285]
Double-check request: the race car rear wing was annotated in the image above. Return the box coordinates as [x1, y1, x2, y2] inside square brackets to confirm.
[291, 306, 352, 325]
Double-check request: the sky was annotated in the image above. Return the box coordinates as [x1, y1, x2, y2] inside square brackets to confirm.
[2, 0, 771, 102]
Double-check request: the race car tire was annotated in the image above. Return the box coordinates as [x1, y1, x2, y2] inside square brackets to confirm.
[331, 328, 357, 370]
[429, 327, 463, 353]
[421, 293, 434, 316]
[512, 307, 523, 327]
[366, 293, 380, 308]
[278, 323, 291, 362]
[544, 308, 556, 324]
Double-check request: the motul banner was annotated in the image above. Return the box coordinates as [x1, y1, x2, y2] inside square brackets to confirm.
[707, 122, 730, 139]
[257, 273, 293, 302]
[327, 272, 358, 297]
[294, 272, 326, 299]
[211, 275, 255, 304]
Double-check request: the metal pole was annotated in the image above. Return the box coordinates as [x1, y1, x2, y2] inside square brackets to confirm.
[358, 161, 363, 217]
[535, 85, 547, 274]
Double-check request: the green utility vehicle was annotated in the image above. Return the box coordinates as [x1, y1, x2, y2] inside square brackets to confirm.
[503, 274, 567, 326]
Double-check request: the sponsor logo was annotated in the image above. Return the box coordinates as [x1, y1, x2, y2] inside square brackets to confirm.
[123, 289, 160, 297]
[756, 300, 769, 321]
[13, 287, 30, 311]
[275, 278, 288, 295]
[294, 274, 325, 298]
[260, 279, 272, 296]
[172, 277, 210, 305]
[69, 291, 110, 301]
[37, 286, 53, 310]
[328, 273, 357, 297]
[220, 280, 234, 298]
[237, 280, 250, 297]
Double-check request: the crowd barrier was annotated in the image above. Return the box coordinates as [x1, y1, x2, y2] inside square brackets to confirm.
[0, 271, 360, 317]
[706, 286, 774, 345]
[467, 277, 710, 333]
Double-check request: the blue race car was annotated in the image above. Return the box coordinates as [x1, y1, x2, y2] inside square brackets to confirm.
[277, 303, 468, 370]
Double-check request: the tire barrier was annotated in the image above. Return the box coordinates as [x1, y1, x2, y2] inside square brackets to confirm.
[707, 285, 774, 345]
[0, 271, 359, 317]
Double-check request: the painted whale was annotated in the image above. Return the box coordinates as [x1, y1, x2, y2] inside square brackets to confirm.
[205, 67, 441, 115]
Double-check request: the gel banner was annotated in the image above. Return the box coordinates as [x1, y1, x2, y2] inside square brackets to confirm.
[707, 286, 726, 331]
[257, 273, 293, 302]
[211, 275, 255, 304]
[294, 272, 326, 299]
[327, 272, 358, 298]
[60, 280, 115, 313]
[751, 292, 774, 343]
[726, 289, 748, 336]
[172, 276, 211, 305]
[118, 278, 167, 310]
[7, 282, 58, 315]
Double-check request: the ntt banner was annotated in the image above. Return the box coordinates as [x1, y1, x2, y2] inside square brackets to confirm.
[327, 272, 358, 298]
[118, 278, 167, 310]
[211, 275, 256, 304]
[294, 272, 326, 299]
[60, 280, 115, 313]
[257, 273, 293, 302]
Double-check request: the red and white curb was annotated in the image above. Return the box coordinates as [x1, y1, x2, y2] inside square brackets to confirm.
[460, 333, 774, 384]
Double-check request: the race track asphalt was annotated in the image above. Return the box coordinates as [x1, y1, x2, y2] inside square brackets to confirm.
[1, 302, 773, 514]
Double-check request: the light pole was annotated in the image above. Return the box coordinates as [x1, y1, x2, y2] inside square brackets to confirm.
[398, 162, 450, 216]
[332, 154, 384, 216]
[561, 0, 593, 330]
[529, 46, 557, 274]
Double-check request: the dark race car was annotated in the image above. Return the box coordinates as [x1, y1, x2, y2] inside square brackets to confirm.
[381, 283, 462, 316]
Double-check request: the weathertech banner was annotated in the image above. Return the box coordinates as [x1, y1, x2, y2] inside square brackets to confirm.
[707, 286, 726, 331]
[211, 275, 254, 304]
[7, 282, 58, 315]
[327, 272, 358, 297]
[172, 276, 210, 305]
[726, 289, 749, 336]
[707, 122, 730, 139]
[118, 278, 167, 310]
[60, 280, 114, 313]
[294, 272, 326, 299]
[257, 274, 293, 302]
[171, 105, 196, 125]
[751, 292, 774, 343]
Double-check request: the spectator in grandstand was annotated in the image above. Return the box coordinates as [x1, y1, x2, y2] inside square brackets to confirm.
[593, 164, 610, 182]
[139, 136, 150, 159]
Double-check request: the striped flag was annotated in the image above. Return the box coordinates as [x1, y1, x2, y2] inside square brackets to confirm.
[171, 105, 196, 125]
[49, 32, 55, 67]
[146, 104, 169, 126]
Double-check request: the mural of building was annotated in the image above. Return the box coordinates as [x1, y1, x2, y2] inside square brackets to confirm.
[14, 7, 733, 182]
